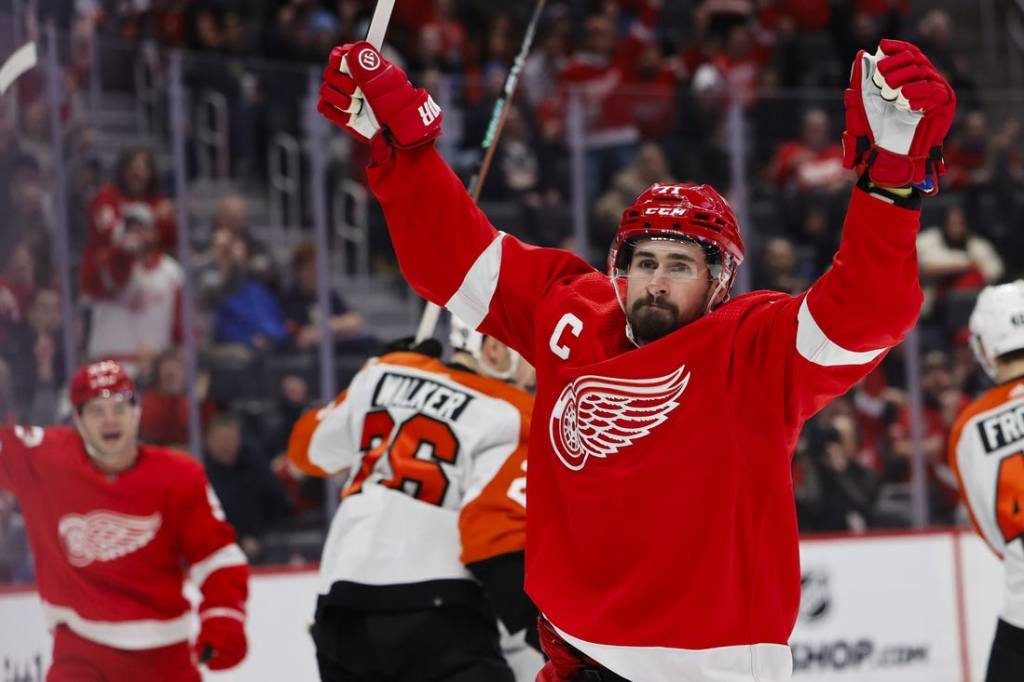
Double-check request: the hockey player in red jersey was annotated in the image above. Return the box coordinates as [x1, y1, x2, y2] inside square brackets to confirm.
[950, 281, 1024, 682]
[0, 360, 249, 681]
[287, 328, 539, 682]
[316, 38, 954, 682]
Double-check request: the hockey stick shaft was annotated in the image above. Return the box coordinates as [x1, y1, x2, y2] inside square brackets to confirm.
[365, 0, 396, 49]
[414, 0, 548, 342]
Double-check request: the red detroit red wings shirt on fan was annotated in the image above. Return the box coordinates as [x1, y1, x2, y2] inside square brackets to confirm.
[0, 426, 248, 649]
[368, 146, 922, 681]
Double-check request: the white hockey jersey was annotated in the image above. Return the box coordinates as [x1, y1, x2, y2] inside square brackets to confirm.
[951, 378, 1024, 628]
[287, 351, 531, 605]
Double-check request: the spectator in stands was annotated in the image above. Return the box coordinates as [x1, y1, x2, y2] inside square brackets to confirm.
[917, 205, 1003, 322]
[268, 374, 325, 519]
[915, 9, 976, 102]
[621, 40, 678, 141]
[3, 154, 52, 283]
[5, 289, 65, 425]
[815, 413, 879, 532]
[557, 14, 641, 197]
[944, 111, 1023, 238]
[204, 413, 293, 562]
[594, 142, 675, 244]
[478, 105, 543, 203]
[88, 148, 176, 254]
[751, 237, 810, 295]
[139, 348, 215, 450]
[80, 202, 183, 376]
[210, 231, 288, 352]
[768, 108, 850, 194]
[886, 351, 970, 525]
[210, 194, 276, 287]
[281, 240, 377, 356]
[0, 241, 37, 347]
[410, 0, 466, 74]
[521, 20, 570, 110]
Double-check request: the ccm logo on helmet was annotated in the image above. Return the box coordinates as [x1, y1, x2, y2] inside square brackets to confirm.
[644, 207, 687, 217]
[358, 48, 381, 71]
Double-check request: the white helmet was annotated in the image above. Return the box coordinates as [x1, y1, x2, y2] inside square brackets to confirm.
[969, 280, 1024, 380]
[449, 314, 520, 381]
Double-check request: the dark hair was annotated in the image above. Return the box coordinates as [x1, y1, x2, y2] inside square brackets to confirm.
[997, 348, 1024, 367]
[115, 148, 160, 197]
[292, 239, 316, 270]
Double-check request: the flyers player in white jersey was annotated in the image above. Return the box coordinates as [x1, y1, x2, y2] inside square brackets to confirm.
[951, 281, 1024, 682]
[287, 324, 539, 682]
[316, 38, 955, 681]
[0, 360, 249, 681]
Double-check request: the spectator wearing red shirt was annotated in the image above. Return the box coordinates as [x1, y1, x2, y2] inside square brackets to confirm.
[769, 108, 850, 193]
[556, 14, 641, 197]
[620, 40, 679, 141]
[80, 201, 184, 374]
[139, 349, 216, 450]
[87, 148, 177, 255]
[887, 351, 971, 524]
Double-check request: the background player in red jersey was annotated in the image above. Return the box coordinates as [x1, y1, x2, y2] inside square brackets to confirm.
[950, 281, 1024, 682]
[0, 360, 249, 681]
[316, 38, 954, 682]
[287, 325, 539, 682]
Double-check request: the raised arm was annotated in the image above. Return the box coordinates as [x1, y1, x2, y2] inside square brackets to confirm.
[317, 42, 592, 358]
[737, 40, 955, 423]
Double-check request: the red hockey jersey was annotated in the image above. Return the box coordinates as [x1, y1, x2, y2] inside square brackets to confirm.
[0, 426, 248, 650]
[368, 146, 922, 681]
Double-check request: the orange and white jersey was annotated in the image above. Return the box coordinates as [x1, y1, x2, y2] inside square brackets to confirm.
[288, 351, 531, 597]
[950, 378, 1024, 629]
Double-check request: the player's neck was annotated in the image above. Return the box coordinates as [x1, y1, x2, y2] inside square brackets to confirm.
[995, 358, 1024, 385]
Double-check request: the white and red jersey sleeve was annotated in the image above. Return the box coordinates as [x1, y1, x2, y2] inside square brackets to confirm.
[171, 459, 249, 624]
[950, 380, 1024, 629]
[367, 146, 593, 361]
[732, 187, 923, 427]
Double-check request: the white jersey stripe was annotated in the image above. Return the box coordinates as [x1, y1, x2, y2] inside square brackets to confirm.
[43, 601, 191, 650]
[446, 233, 506, 329]
[189, 543, 248, 589]
[548, 617, 793, 682]
[796, 296, 886, 367]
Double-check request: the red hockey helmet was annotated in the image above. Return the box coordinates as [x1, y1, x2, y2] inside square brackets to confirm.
[608, 182, 745, 291]
[70, 360, 137, 411]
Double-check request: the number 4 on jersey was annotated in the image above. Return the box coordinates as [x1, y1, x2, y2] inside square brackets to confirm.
[997, 452, 1024, 544]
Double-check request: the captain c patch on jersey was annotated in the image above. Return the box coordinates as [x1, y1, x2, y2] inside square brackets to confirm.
[371, 372, 474, 421]
[976, 402, 1024, 454]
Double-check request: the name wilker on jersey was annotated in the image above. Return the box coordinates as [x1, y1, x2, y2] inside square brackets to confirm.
[371, 372, 473, 421]
[977, 402, 1024, 453]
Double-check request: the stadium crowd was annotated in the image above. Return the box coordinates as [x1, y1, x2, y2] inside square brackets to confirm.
[1, 0, 1023, 581]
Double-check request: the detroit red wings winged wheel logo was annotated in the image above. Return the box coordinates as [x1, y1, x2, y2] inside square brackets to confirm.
[549, 366, 690, 471]
[58, 511, 162, 567]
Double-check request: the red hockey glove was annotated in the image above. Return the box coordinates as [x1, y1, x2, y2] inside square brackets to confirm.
[317, 42, 442, 149]
[842, 39, 956, 194]
[195, 613, 247, 671]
